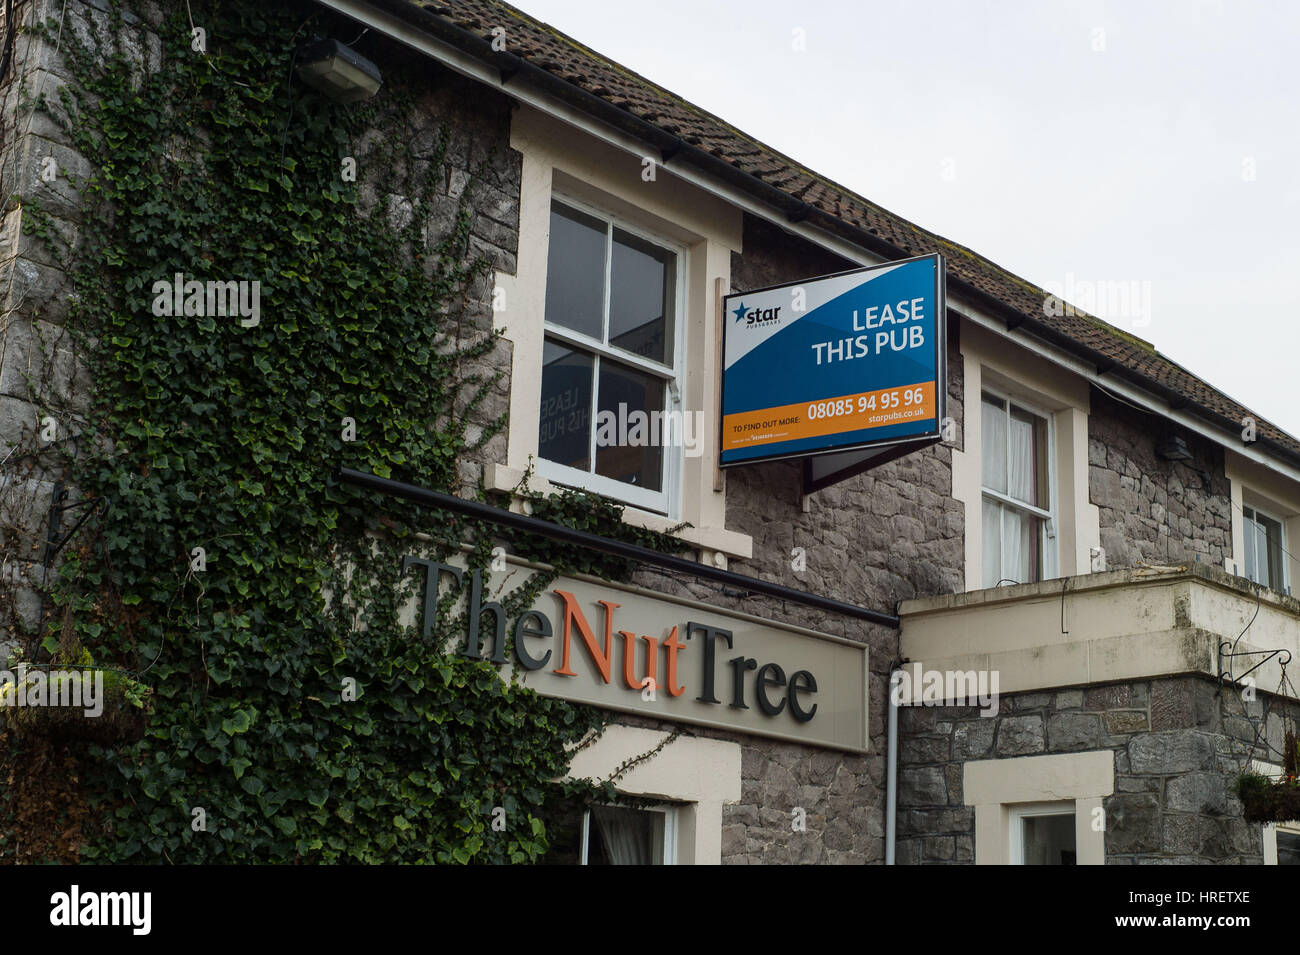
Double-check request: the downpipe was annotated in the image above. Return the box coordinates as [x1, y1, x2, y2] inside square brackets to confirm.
[886, 662, 901, 865]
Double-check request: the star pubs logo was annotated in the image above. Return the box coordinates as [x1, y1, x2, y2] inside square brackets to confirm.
[732, 301, 782, 328]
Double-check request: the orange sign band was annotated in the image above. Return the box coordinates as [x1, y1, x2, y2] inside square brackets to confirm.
[722, 381, 936, 450]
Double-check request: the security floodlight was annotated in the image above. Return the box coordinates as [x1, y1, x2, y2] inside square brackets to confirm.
[296, 38, 381, 103]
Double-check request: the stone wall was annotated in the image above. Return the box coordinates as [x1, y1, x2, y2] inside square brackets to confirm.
[1089, 388, 1233, 571]
[0, 0, 120, 655]
[380, 42, 522, 498]
[897, 675, 1296, 864]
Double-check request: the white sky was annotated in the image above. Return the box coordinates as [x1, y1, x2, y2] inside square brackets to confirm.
[514, 0, 1300, 435]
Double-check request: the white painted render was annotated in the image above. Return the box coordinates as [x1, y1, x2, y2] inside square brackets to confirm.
[566, 725, 742, 864]
[965, 750, 1113, 865]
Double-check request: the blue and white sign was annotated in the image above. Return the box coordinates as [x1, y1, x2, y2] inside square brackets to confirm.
[720, 254, 946, 467]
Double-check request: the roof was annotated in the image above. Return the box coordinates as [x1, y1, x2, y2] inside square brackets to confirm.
[374, 0, 1300, 467]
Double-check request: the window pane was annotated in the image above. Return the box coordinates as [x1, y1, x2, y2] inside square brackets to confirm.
[1262, 513, 1285, 591]
[1002, 507, 1027, 584]
[595, 359, 664, 492]
[981, 395, 1007, 493]
[1256, 518, 1270, 588]
[1007, 409, 1035, 504]
[1034, 413, 1051, 510]
[982, 499, 1002, 588]
[1244, 514, 1259, 583]
[1022, 813, 1076, 865]
[1008, 405, 1049, 508]
[1000, 507, 1040, 584]
[588, 806, 661, 865]
[545, 203, 606, 339]
[539, 339, 594, 472]
[609, 228, 673, 364]
[1279, 831, 1300, 865]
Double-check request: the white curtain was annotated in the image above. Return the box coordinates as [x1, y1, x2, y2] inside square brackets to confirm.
[981, 399, 1006, 492]
[1002, 507, 1026, 585]
[1243, 513, 1258, 582]
[1256, 518, 1271, 585]
[592, 807, 652, 865]
[1008, 413, 1034, 504]
[982, 500, 1001, 588]
[983, 398, 1041, 587]
[985, 504, 1034, 586]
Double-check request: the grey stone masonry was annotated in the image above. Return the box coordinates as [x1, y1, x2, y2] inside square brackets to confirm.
[1089, 388, 1233, 571]
[0, 0, 127, 651]
[897, 675, 1300, 864]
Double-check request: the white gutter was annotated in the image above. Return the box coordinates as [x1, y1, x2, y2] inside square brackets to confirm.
[312, 0, 1300, 491]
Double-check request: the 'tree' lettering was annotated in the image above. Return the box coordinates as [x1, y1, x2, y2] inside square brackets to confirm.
[728, 656, 758, 709]
[690, 622, 820, 722]
[755, 663, 787, 716]
[788, 669, 818, 722]
[685, 621, 733, 704]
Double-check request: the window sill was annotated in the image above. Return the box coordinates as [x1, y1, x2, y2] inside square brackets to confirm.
[485, 463, 753, 562]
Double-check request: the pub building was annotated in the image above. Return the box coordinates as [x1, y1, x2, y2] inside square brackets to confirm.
[8, 0, 1300, 867]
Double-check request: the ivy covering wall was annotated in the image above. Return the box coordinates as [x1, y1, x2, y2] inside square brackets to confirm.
[0, 0, 685, 863]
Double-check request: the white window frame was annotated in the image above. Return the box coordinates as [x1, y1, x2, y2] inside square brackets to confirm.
[538, 193, 688, 517]
[1008, 801, 1077, 865]
[1242, 501, 1290, 594]
[980, 385, 1059, 585]
[1252, 759, 1299, 864]
[1266, 822, 1300, 865]
[578, 804, 679, 865]
[965, 751, 1111, 864]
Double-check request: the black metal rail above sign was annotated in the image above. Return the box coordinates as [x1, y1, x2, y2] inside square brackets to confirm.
[336, 466, 900, 628]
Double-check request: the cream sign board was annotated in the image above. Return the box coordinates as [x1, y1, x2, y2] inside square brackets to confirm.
[401, 554, 869, 753]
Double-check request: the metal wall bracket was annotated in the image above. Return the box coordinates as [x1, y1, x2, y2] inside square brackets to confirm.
[1218, 640, 1292, 689]
[41, 482, 110, 580]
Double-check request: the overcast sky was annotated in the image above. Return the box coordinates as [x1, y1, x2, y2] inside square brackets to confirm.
[516, 0, 1300, 435]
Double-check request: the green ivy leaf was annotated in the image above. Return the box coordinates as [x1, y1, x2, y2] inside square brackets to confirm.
[222, 709, 253, 735]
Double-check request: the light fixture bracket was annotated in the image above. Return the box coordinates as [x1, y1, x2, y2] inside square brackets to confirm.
[1155, 434, 1193, 462]
[296, 37, 382, 104]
